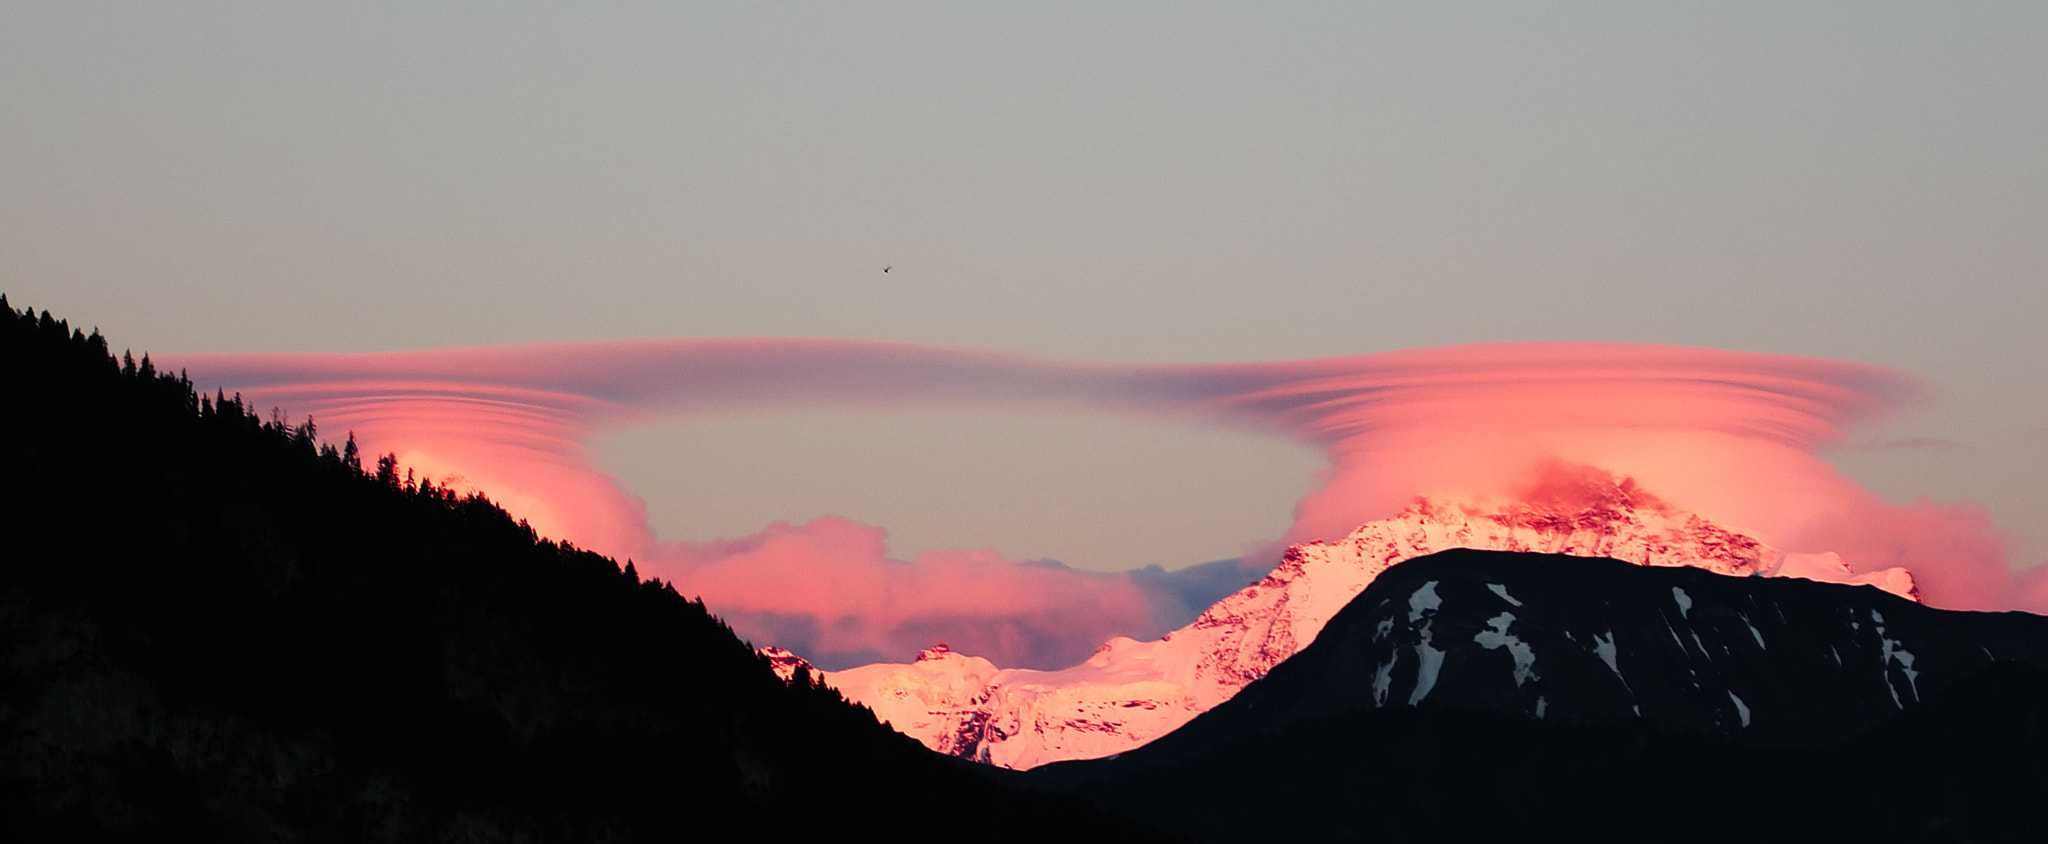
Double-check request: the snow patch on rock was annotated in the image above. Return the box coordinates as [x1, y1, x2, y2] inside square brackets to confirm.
[1472, 612, 1538, 687]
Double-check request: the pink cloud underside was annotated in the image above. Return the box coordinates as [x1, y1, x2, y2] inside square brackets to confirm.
[170, 340, 2022, 668]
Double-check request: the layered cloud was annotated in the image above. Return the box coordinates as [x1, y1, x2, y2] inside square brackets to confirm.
[172, 340, 2018, 668]
[656, 516, 1158, 670]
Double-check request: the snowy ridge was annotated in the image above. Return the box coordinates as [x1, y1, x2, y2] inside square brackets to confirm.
[761, 647, 817, 683]
[818, 475, 1918, 769]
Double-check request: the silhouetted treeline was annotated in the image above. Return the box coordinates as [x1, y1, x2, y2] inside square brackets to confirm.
[0, 297, 1165, 842]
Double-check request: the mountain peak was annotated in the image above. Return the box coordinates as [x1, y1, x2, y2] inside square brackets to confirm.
[1512, 460, 1669, 515]
[821, 471, 1918, 769]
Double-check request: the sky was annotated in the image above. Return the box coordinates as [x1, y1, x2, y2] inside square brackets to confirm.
[5, 4, 2044, 664]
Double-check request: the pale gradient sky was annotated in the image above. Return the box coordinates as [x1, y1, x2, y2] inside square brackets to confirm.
[5, 2, 2044, 571]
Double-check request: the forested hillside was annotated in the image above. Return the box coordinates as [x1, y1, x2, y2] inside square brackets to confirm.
[0, 297, 1154, 842]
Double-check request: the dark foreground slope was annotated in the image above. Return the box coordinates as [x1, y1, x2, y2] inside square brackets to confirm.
[0, 299, 1161, 842]
[1185, 549, 2048, 747]
[1033, 550, 2048, 842]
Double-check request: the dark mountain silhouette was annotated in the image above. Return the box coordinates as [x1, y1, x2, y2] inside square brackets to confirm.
[1162, 548, 2048, 747]
[1031, 549, 2048, 842]
[0, 297, 1164, 842]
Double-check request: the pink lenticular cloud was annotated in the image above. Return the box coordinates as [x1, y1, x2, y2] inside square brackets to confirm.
[171, 340, 2020, 668]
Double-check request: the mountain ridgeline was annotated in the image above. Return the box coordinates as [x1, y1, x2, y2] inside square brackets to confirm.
[1032, 550, 2048, 842]
[0, 298, 1158, 842]
[1173, 549, 2048, 746]
[822, 483, 1919, 770]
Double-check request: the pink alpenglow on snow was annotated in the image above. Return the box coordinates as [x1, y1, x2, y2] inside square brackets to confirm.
[171, 340, 2018, 669]
[825, 474, 1923, 769]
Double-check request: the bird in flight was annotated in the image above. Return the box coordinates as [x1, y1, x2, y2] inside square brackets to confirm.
[883, 265, 892, 273]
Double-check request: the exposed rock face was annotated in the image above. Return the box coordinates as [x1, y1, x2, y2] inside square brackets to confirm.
[820, 473, 1916, 769]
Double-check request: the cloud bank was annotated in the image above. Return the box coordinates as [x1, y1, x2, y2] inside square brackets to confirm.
[172, 340, 2017, 668]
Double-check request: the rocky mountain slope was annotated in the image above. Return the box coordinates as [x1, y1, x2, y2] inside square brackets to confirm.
[818, 473, 1916, 769]
[1027, 550, 2048, 842]
[1114, 548, 2046, 752]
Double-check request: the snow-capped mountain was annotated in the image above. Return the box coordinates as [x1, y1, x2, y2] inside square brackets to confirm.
[1129, 547, 2013, 750]
[819, 473, 1917, 769]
